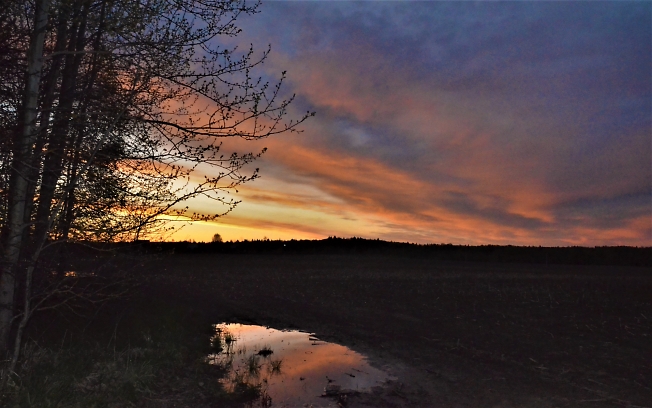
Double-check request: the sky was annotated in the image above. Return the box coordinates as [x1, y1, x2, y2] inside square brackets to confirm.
[170, 1, 651, 247]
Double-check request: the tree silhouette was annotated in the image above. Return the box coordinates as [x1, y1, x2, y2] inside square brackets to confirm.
[0, 0, 312, 364]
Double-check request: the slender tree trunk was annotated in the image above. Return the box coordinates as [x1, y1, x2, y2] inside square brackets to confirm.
[59, 2, 105, 242]
[60, 135, 82, 242]
[19, 8, 69, 267]
[9, 249, 40, 376]
[33, 0, 88, 243]
[0, 0, 51, 354]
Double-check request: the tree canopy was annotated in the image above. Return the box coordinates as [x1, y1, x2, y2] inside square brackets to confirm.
[0, 0, 311, 360]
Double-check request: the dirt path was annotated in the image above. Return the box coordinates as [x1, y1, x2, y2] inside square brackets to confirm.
[148, 253, 652, 407]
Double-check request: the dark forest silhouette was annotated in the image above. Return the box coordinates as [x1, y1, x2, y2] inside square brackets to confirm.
[65, 237, 652, 267]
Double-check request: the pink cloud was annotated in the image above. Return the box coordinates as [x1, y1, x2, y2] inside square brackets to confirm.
[178, 13, 650, 246]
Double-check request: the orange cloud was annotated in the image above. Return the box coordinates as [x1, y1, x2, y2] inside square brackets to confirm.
[162, 21, 650, 246]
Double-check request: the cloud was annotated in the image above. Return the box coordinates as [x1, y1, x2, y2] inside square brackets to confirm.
[182, 1, 652, 246]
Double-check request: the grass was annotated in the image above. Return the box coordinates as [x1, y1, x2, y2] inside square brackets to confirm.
[5, 339, 159, 407]
[246, 355, 260, 375]
[268, 359, 282, 374]
[0, 278, 263, 407]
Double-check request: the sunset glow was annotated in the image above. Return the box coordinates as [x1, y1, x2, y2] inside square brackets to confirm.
[168, 2, 651, 246]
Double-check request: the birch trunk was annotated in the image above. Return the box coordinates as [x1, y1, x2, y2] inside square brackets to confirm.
[33, 0, 87, 243]
[0, 0, 51, 353]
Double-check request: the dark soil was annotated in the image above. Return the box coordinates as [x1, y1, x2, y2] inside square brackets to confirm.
[142, 253, 651, 407]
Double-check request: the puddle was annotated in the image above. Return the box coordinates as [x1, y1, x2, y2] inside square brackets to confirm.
[207, 323, 393, 407]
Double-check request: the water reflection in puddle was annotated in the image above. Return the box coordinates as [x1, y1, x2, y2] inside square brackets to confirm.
[207, 323, 393, 407]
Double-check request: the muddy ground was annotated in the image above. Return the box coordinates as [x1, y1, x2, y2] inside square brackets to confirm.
[141, 253, 650, 407]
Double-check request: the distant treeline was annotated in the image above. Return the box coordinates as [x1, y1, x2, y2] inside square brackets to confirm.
[117, 237, 651, 267]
